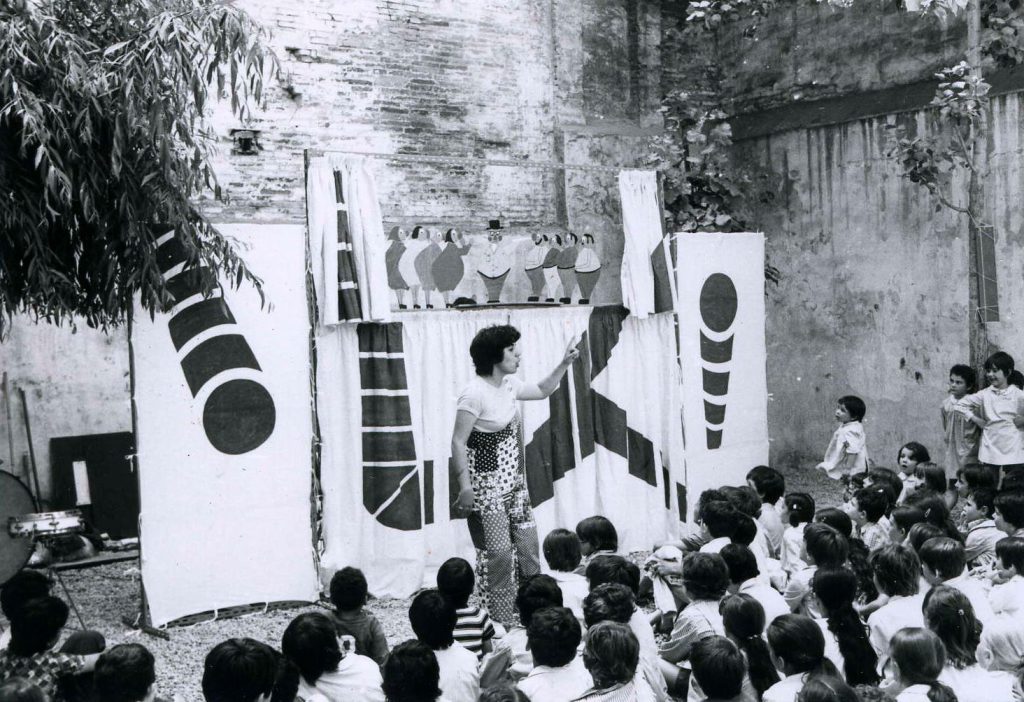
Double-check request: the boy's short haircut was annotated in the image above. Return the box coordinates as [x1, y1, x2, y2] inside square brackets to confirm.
[515, 574, 563, 627]
[527, 607, 582, 667]
[585, 555, 640, 595]
[719, 544, 759, 584]
[690, 636, 745, 700]
[720, 486, 762, 519]
[582, 583, 635, 627]
[784, 493, 815, 527]
[996, 537, 1024, 572]
[731, 515, 757, 547]
[408, 589, 457, 650]
[804, 523, 849, 569]
[202, 638, 278, 702]
[918, 537, 966, 580]
[746, 465, 786, 504]
[969, 488, 996, 518]
[436, 557, 475, 609]
[329, 566, 368, 612]
[870, 544, 921, 597]
[983, 351, 1015, 375]
[681, 552, 730, 601]
[814, 508, 854, 539]
[949, 364, 977, 390]
[8, 596, 68, 656]
[959, 465, 996, 491]
[95, 643, 156, 702]
[542, 529, 582, 572]
[581, 622, 639, 688]
[575, 516, 618, 552]
[382, 639, 442, 702]
[281, 613, 343, 685]
[995, 490, 1024, 529]
[0, 570, 50, 620]
[701, 500, 741, 539]
[854, 487, 890, 523]
[838, 395, 866, 421]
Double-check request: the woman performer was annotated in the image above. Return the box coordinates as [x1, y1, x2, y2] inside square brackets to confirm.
[450, 325, 580, 625]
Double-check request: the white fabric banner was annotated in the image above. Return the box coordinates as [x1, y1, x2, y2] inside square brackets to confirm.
[318, 307, 684, 598]
[618, 170, 673, 319]
[134, 224, 319, 627]
[676, 232, 769, 517]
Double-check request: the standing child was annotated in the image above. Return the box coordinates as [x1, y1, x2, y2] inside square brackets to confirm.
[955, 352, 1024, 490]
[942, 365, 981, 494]
[329, 567, 390, 665]
[437, 557, 496, 661]
[816, 396, 870, 481]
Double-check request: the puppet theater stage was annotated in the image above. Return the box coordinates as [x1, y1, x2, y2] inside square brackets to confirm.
[130, 157, 770, 627]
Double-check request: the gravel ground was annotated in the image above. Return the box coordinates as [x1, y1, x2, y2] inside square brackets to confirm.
[36, 458, 843, 700]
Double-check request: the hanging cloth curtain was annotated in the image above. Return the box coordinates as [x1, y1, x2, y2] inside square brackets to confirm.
[618, 169, 675, 318]
[307, 155, 391, 326]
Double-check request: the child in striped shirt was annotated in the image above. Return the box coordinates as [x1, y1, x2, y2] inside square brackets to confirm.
[438, 557, 495, 660]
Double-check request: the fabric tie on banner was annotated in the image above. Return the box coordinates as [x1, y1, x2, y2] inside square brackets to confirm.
[308, 155, 391, 326]
[618, 170, 674, 319]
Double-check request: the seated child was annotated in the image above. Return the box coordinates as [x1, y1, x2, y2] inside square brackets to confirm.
[541, 529, 589, 621]
[764, 614, 840, 702]
[885, 628, 956, 702]
[719, 595, 780, 698]
[864, 469, 903, 518]
[516, 607, 591, 702]
[0, 571, 49, 652]
[484, 575, 563, 685]
[698, 501, 742, 554]
[994, 490, 1024, 538]
[988, 537, 1024, 616]
[329, 566, 389, 665]
[574, 516, 619, 575]
[437, 557, 495, 660]
[94, 643, 159, 702]
[689, 635, 752, 702]
[954, 466, 997, 531]
[816, 395, 869, 481]
[852, 486, 893, 552]
[894, 442, 930, 504]
[780, 493, 814, 578]
[866, 545, 925, 674]
[918, 537, 995, 624]
[976, 616, 1024, 688]
[811, 568, 880, 686]
[720, 543, 789, 624]
[904, 463, 949, 509]
[583, 556, 654, 660]
[281, 612, 384, 702]
[577, 622, 652, 702]
[888, 506, 925, 546]
[747, 465, 787, 558]
[409, 590, 479, 702]
[202, 638, 278, 702]
[784, 523, 848, 617]
[720, 486, 773, 562]
[381, 640, 442, 702]
[0, 596, 102, 702]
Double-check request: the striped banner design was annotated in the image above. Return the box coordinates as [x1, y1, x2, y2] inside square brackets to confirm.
[333, 170, 362, 321]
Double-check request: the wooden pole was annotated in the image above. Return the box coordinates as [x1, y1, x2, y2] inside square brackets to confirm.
[18, 388, 43, 503]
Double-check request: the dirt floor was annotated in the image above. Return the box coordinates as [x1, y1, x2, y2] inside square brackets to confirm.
[43, 460, 844, 699]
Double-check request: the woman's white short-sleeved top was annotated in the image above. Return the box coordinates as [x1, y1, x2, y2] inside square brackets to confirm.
[457, 376, 531, 432]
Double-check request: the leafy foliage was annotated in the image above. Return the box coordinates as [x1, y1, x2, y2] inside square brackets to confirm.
[0, 0, 276, 332]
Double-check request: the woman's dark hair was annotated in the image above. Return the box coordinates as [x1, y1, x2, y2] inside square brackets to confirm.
[436, 557, 475, 609]
[691, 636, 747, 701]
[8, 595, 68, 656]
[731, 515, 757, 547]
[958, 464, 996, 491]
[382, 639, 443, 702]
[899, 442, 931, 465]
[949, 364, 977, 391]
[469, 325, 521, 376]
[515, 574, 563, 627]
[543, 528, 582, 572]
[575, 515, 618, 552]
[923, 585, 980, 670]
[719, 544, 760, 584]
[0, 680, 47, 702]
[409, 589, 457, 650]
[585, 555, 640, 595]
[720, 594, 780, 696]
[281, 613, 343, 685]
[784, 493, 815, 527]
[870, 544, 921, 597]
[890, 506, 926, 540]
[804, 522, 849, 569]
[329, 566, 368, 611]
[94, 643, 156, 702]
[889, 629, 957, 702]
[582, 583, 635, 627]
[202, 638, 279, 702]
[796, 677, 860, 702]
[811, 569, 880, 685]
[527, 607, 581, 668]
[918, 538, 966, 581]
[814, 508, 853, 538]
[681, 552, 730, 601]
[983, 351, 1015, 375]
[907, 523, 946, 554]
[838, 395, 866, 421]
[746, 465, 786, 504]
[767, 614, 840, 678]
[581, 622, 639, 689]
[996, 536, 1024, 571]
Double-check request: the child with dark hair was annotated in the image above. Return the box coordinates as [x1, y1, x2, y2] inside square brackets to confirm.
[408, 590, 479, 702]
[477, 686, 530, 702]
[516, 607, 591, 702]
[721, 486, 774, 563]
[487, 575, 563, 684]
[436, 557, 495, 660]
[381, 640, 442, 702]
[905, 464, 949, 508]
[796, 677, 860, 702]
[988, 536, 1024, 616]
[852, 487, 892, 552]
[698, 501, 742, 553]
[0, 679, 48, 702]
[994, 490, 1024, 536]
[865, 469, 903, 518]
[720, 544, 789, 624]
[886, 628, 957, 702]
[889, 506, 926, 546]
[960, 488, 1002, 570]
[329, 566, 389, 665]
[281, 612, 383, 701]
[764, 614, 840, 702]
[811, 569, 880, 686]
[747, 465, 787, 557]
[719, 594, 780, 698]
[202, 638, 280, 702]
[918, 537, 994, 624]
[907, 524, 945, 555]
[94, 643, 157, 702]
[690, 636, 749, 702]
[781, 494, 815, 578]
[541, 529, 589, 621]
[943, 364, 981, 490]
[0, 571, 49, 648]
[574, 516, 619, 575]
[895, 443, 931, 504]
[0, 596, 102, 702]
[816, 395, 870, 481]
[866, 545, 925, 673]
[815, 508, 853, 539]
[814, 511, 881, 614]
[577, 622, 651, 702]
[852, 685, 897, 702]
[910, 495, 963, 544]
[784, 523, 848, 618]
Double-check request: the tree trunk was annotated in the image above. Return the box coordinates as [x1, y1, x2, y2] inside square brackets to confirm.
[966, 0, 992, 369]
